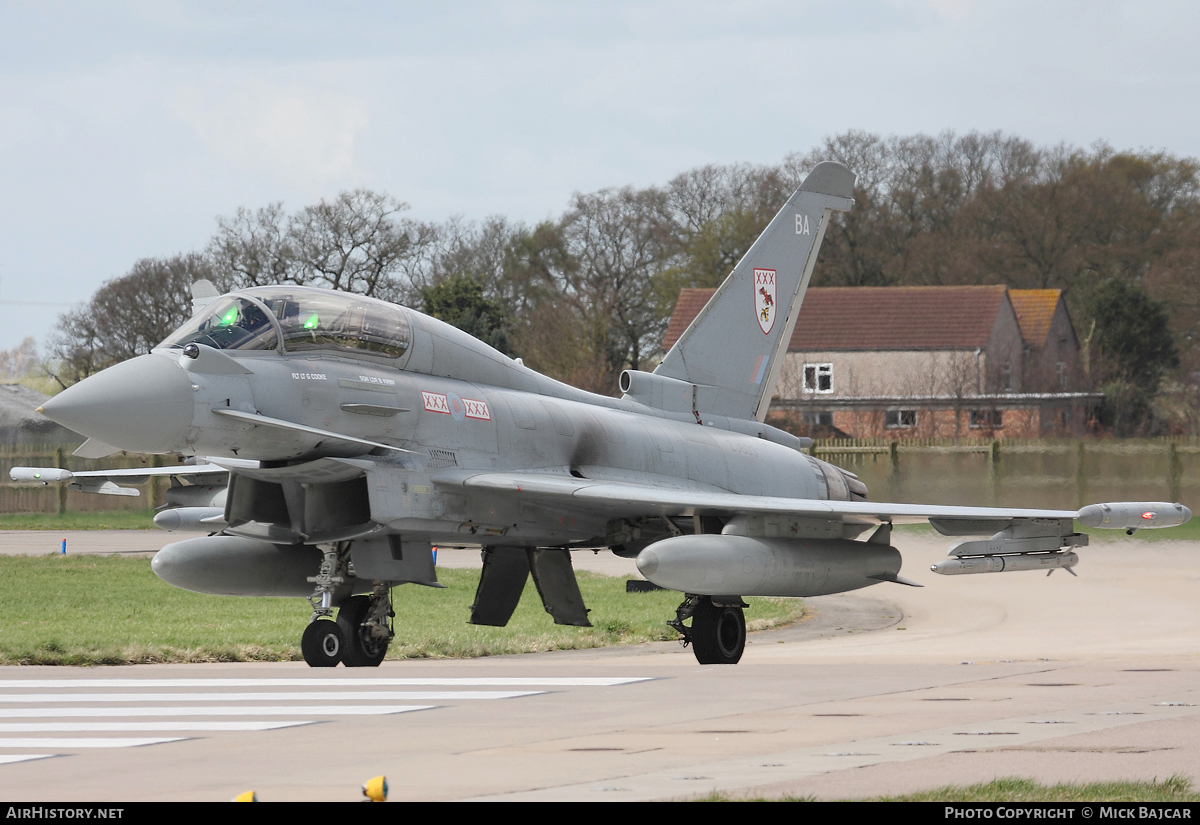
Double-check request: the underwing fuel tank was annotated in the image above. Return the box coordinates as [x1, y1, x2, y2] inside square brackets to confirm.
[152, 536, 335, 598]
[634, 534, 902, 597]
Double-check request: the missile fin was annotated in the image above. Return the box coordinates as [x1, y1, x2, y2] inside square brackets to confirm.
[869, 571, 923, 587]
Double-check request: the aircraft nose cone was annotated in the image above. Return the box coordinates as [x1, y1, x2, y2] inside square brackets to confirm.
[40, 354, 193, 453]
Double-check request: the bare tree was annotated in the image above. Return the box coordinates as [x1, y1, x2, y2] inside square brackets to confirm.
[0, 337, 41, 379]
[288, 189, 437, 303]
[208, 202, 293, 289]
[48, 254, 212, 386]
[562, 185, 674, 381]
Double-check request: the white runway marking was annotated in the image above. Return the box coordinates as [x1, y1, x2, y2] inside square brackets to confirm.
[0, 738, 186, 748]
[0, 675, 653, 766]
[0, 722, 316, 732]
[0, 754, 54, 765]
[0, 705, 434, 718]
[0, 678, 651, 688]
[0, 690, 544, 703]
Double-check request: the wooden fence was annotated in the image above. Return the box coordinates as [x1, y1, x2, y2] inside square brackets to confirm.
[0, 444, 173, 513]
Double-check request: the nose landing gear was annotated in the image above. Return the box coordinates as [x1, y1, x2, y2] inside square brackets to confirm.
[302, 546, 393, 667]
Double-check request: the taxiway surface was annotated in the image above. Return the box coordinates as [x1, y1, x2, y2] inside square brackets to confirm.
[0, 530, 1198, 801]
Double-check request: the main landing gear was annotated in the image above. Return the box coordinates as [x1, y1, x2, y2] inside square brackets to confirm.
[669, 594, 748, 665]
[337, 591, 392, 667]
[302, 546, 394, 668]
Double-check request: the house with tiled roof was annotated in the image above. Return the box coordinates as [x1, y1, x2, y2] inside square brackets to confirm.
[1009, 289, 1081, 393]
[663, 286, 1097, 438]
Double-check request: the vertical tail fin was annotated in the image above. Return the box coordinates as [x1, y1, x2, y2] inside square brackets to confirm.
[655, 161, 855, 421]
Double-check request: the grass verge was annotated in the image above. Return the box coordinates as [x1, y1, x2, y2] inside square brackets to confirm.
[870, 775, 1200, 802]
[0, 554, 803, 665]
[696, 775, 1200, 802]
[0, 511, 159, 531]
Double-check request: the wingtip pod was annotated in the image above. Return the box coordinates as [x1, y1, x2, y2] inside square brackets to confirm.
[1077, 502, 1192, 530]
[9, 467, 73, 483]
[798, 161, 856, 200]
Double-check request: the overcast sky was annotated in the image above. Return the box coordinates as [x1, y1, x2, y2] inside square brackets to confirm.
[2, 0, 1198, 353]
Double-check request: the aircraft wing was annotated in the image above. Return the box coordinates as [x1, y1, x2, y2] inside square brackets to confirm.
[433, 469, 1190, 541]
[435, 469, 1073, 522]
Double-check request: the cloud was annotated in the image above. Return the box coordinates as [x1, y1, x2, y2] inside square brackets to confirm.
[172, 70, 370, 191]
[926, 0, 975, 19]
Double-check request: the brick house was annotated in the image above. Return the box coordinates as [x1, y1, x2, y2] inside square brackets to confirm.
[662, 285, 1099, 438]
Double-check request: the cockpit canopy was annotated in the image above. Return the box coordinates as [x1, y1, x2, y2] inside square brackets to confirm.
[158, 286, 413, 360]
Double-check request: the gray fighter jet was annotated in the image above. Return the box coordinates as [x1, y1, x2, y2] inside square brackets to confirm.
[12, 161, 1191, 667]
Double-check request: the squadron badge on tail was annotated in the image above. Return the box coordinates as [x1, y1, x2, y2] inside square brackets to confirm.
[754, 268, 776, 334]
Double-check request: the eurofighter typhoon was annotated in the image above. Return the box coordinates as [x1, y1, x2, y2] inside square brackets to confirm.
[13, 162, 1191, 666]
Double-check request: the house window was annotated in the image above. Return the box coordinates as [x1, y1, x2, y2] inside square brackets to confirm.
[969, 410, 1003, 429]
[802, 411, 833, 426]
[803, 363, 833, 394]
[1001, 362, 1013, 392]
[884, 410, 916, 428]
[1057, 361, 1067, 390]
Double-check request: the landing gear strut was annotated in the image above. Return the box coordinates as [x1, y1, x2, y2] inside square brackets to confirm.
[301, 546, 346, 667]
[300, 546, 395, 668]
[669, 594, 747, 665]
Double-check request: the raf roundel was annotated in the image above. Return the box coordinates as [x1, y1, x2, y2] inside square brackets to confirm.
[446, 392, 466, 422]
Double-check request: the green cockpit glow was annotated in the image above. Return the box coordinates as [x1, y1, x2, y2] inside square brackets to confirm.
[159, 286, 412, 358]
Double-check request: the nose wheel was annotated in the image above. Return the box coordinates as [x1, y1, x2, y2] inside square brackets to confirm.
[301, 619, 343, 667]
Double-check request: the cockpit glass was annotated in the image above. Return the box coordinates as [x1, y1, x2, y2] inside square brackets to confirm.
[248, 287, 411, 359]
[158, 287, 412, 360]
[158, 297, 279, 352]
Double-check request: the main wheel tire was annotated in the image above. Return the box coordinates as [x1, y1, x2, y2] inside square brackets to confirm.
[690, 598, 746, 665]
[337, 595, 389, 668]
[301, 619, 343, 667]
